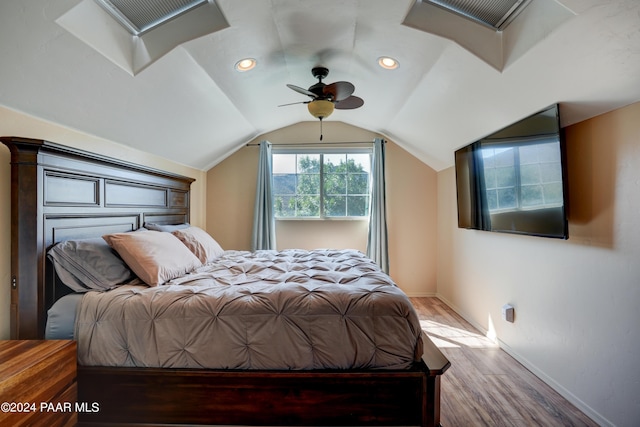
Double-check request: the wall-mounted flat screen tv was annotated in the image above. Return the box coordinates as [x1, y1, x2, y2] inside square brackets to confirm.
[454, 104, 568, 239]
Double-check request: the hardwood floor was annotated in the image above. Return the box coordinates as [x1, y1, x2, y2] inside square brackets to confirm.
[410, 297, 598, 427]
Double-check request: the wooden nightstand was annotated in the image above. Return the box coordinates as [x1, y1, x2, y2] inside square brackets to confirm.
[0, 340, 77, 427]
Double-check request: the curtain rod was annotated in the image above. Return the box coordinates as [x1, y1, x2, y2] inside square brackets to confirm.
[245, 140, 383, 147]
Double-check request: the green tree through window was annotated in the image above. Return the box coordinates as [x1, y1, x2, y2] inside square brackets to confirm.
[272, 151, 371, 218]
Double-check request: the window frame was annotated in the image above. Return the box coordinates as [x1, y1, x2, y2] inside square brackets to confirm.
[271, 147, 373, 220]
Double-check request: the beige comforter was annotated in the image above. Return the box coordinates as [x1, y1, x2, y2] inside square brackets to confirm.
[76, 249, 423, 370]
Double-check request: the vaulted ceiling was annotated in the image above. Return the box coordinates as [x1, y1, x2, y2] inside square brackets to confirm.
[1, 0, 639, 171]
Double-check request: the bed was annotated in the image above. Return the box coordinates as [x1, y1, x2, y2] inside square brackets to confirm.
[1, 136, 450, 426]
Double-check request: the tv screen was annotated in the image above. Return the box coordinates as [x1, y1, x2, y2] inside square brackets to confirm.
[454, 104, 568, 239]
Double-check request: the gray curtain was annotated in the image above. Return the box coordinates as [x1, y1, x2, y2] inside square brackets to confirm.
[471, 141, 492, 231]
[251, 140, 276, 251]
[367, 138, 389, 273]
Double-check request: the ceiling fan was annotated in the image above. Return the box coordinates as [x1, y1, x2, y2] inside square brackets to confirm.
[280, 67, 364, 140]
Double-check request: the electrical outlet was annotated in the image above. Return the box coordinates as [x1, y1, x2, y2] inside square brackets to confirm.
[502, 304, 514, 322]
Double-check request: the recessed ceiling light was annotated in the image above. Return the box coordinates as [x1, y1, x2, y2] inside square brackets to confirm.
[378, 57, 399, 70]
[235, 58, 256, 72]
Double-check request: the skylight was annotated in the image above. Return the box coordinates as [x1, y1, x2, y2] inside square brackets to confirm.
[58, 0, 229, 75]
[427, 0, 530, 30]
[94, 0, 208, 35]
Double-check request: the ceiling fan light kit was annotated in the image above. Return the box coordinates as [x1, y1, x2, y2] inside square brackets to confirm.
[281, 67, 364, 140]
[308, 100, 334, 120]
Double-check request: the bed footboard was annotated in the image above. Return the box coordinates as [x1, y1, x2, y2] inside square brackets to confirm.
[77, 332, 448, 427]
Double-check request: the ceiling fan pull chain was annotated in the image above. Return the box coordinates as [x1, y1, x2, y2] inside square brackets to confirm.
[320, 117, 323, 141]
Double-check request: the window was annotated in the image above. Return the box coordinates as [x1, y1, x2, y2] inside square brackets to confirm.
[481, 139, 563, 212]
[272, 149, 372, 218]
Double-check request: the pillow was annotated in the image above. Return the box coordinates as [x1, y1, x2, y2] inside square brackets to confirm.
[144, 223, 190, 232]
[47, 238, 136, 292]
[172, 226, 224, 264]
[103, 231, 202, 286]
[45, 293, 84, 339]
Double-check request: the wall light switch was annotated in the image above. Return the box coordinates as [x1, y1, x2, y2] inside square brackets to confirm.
[502, 304, 515, 322]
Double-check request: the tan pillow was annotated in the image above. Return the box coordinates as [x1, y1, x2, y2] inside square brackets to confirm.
[172, 226, 224, 264]
[103, 231, 202, 286]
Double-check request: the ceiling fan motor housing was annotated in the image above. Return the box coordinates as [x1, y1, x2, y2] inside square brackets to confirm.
[309, 82, 327, 98]
[309, 67, 330, 98]
[311, 66, 329, 80]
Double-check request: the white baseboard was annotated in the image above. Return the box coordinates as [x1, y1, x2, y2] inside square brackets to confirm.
[404, 291, 438, 298]
[433, 293, 613, 427]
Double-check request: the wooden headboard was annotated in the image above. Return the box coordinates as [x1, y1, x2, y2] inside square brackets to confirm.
[1, 137, 195, 339]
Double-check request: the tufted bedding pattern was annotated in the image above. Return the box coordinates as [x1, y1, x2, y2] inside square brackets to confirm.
[75, 249, 423, 370]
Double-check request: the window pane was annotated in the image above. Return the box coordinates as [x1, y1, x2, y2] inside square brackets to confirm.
[481, 149, 496, 168]
[537, 142, 560, 162]
[274, 195, 295, 217]
[519, 145, 539, 164]
[494, 148, 515, 167]
[495, 167, 516, 188]
[325, 195, 346, 216]
[273, 174, 296, 195]
[543, 182, 563, 205]
[520, 164, 541, 185]
[483, 167, 497, 189]
[347, 196, 369, 216]
[540, 162, 562, 183]
[323, 154, 345, 172]
[348, 153, 371, 173]
[324, 173, 346, 195]
[348, 173, 369, 195]
[521, 184, 543, 207]
[486, 189, 498, 210]
[297, 174, 320, 195]
[273, 154, 296, 174]
[295, 195, 320, 216]
[497, 188, 516, 209]
[297, 154, 320, 173]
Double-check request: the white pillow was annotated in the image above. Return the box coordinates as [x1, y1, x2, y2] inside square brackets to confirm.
[103, 231, 202, 286]
[172, 226, 224, 264]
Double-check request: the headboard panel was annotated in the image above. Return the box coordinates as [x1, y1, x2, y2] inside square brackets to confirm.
[1, 137, 195, 339]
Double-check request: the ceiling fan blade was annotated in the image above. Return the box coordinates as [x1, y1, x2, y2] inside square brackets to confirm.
[278, 101, 310, 107]
[286, 84, 317, 99]
[334, 95, 364, 110]
[323, 81, 355, 101]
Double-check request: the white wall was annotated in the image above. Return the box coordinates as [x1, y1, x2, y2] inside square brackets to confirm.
[437, 102, 640, 427]
[0, 106, 207, 340]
